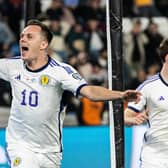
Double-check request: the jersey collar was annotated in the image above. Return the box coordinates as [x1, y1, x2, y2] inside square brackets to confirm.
[25, 56, 51, 73]
[159, 73, 168, 86]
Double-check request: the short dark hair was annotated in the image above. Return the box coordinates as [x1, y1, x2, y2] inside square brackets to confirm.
[158, 39, 168, 63]
[26, 19, 53, 44]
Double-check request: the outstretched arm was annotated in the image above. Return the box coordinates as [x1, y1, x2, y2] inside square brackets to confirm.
[124, 108, 148, 126]
[79, 85, 141, 102]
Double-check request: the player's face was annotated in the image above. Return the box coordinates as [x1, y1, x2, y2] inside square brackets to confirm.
[19, 25, 47, 61]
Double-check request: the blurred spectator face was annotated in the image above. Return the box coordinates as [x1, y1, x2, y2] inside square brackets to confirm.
[132, 21, 142, 34]
[68, 55, 78, 66]
[50, 20, 60, 31]
[88, 19, 99, 31]
[148, 23, 158, 35]
[74, 24, 82, 33]
[147, 64, 160, 75]
[73, 40, 85, 52]
[137, 69, 146, 81]
[92, 63, 101, 73]
[77, 52, 88, 65]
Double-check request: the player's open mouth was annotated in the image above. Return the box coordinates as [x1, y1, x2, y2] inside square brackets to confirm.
[21, 46, 29, 51]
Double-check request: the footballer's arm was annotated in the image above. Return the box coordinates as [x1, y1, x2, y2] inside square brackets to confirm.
[79, 85, 141, 102]
[124, 108, 148, 126]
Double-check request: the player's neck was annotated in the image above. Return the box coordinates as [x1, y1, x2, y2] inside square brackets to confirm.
[160, 63, 168, 83]
[26, 55, 49, 71]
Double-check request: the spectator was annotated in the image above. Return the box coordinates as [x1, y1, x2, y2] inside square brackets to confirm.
[128, 68, 146, 89]
[85, 16, 106, 60]
[49, 16, 68, 62]
[73, 0, 105, 25]
[77, 78, 105, 126]
[5, 0, 23, 41]
[144, 21, 163, 70]
[0, 17, 15, 58]
[76, 51, 93, 81]
[146, 63, 160, 78]
[0, 79, 11, 106]
[78, 96, 104, 125]
[46, 0, 76, 27]
[88, 61, 108, 87]
[65, 22, 87, 54]
[67, 53, 78, 69]
[123, 19, 148, 78]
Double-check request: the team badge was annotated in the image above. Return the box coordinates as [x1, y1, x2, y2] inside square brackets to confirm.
[13, 157, 21, 167]
[40, 75, 50, 86]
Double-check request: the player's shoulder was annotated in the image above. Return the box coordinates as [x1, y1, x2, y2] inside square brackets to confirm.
[7, 56, 23, 66]
[49, 57, 75, 74]
[7, 56, 22, 62]
[0, 56, 22, 65]
[49, 57, 68, 67]
[137, 73, 160, 91]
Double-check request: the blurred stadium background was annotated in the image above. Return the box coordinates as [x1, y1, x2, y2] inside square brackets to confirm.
[0, 0, 168, 167]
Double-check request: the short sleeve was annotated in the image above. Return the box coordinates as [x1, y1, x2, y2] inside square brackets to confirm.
[59, 65, 88, 96]
[0, 59, 10, 81]
[128, 86, 147, 113]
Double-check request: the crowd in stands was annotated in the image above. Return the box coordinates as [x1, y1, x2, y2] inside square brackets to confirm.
[0, 0, 167, 126]
[124, 0, 168, 17]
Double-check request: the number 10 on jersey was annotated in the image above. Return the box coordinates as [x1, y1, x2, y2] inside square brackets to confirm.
[21, 89, 38, 107]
